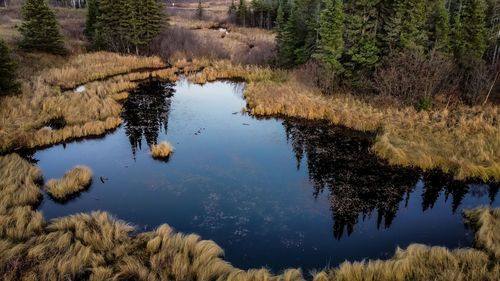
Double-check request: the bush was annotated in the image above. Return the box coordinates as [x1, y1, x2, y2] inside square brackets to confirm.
[373, 49, 457, 105]
[147, 26, 229, 62]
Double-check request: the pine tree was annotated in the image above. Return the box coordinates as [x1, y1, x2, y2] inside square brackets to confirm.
[430, 0, 452, 54]
[0, 39, 20, 96]
[400, 0, 428, 50]
[84, 0, 100, 41]
[293, 0, 320, 65]
[196, 0, 204, 20]
[228, 0, 237, 15]
[343, 0, 380, 80]
[19, 0, 65, 55]
[279, 0, 300, 67]
[275, 0, 285, 48]
[452, 0, 487, 64]
[237, 0, 248, 26]
[314, 0, 344, 74]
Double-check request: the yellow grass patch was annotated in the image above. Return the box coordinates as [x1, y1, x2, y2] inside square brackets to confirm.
[150, 141, 174, 159]
[0, 52, 180, 152]
[46, 166, 92, 200]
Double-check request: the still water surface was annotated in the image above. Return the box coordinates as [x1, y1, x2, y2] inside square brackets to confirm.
[33, 79, 499, 273]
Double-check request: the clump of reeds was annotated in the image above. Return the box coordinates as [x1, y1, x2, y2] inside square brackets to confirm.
[150, 141, 174, 159]
[464, 206, 500, 259]
[46, 166, 92, 200]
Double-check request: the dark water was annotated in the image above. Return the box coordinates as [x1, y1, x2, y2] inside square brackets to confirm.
[32, 79, 499, 273]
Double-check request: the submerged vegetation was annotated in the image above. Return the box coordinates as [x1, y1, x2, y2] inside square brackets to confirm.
[150, 141, 174, 159]
[45, 165, 92, 200]
[0, 153, 499, 281]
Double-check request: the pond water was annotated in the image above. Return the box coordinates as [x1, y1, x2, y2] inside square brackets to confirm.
[32, 79, 499, 273]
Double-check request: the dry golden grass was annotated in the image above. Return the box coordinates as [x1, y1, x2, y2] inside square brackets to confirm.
[0, 52, 178, 152]
[465, 207, 500, 259]
[46, 166, 92, 200]
[150, 141, 174, 159]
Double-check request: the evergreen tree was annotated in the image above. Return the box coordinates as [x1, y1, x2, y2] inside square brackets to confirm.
[452, 0, 487, 64]
[0, 39, 20, 96]
[228, 0, 237, 15]
[400, 0, 428, 50]
[93, 0, 163, 53]
[314, 0, 344, 74]
[237, 0, 249, 26]
[429, 0, 452, 54]
[279, 0, 300, 66]
[275, 0, 285, 49]
[19, 0, 65, 55]
[196, 0, 204, 20]
[84, 0, 100, 41]
[293, 0, 320, 65]
[342, 0, 380, 80]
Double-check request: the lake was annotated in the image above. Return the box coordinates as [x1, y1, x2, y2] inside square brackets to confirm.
[30, 78, 499, 273]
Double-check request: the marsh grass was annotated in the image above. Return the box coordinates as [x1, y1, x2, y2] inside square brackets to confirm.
[465, 207, 500, 259]
[0, 52, 180, 153]
[150, 141, 174, 159]
[46, 166, 92, 200]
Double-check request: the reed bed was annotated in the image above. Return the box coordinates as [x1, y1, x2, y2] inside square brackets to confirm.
[1, 153, 499, 281]
[150, 141, 174, 159]
[46, 166, 92, 200]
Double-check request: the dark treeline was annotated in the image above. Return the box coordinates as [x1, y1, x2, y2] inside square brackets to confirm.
[84, 0, 166, 54]
[274, 0, 500, 104]
[229, 0, 499, 105]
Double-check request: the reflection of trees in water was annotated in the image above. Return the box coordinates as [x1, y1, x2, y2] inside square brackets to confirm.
[283, 119, 498, 240]
[121, 80, 175, 158]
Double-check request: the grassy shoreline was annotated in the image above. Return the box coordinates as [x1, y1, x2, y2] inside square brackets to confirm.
[180, 62, 500, 182]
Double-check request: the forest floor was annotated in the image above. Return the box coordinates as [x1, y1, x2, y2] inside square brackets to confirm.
[0, 5, 499, 281]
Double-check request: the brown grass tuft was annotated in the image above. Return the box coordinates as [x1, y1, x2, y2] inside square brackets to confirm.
[464, 207, 500, 259]
[46, 166, 92, 200]
[150, 141, 174, 159]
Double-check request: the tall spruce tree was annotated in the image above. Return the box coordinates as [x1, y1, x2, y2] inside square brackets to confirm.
[19, 0, 65, 55]
[452, 0, 487, 64]
[293, 0, 320, 65]
[275, 0, 285, 51]
[279, 0, 300, 66]
[84, 0, 100, 41]
[342, 0, 380, 81]
[314, 0, 344, 74]
[196, 0, 204, 20]
[237, 0, 249, 26]
[0, 39, 20, 96]
[429, 0, 452, 54]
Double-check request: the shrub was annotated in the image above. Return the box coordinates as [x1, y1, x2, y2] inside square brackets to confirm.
[373, 49, 457, 105]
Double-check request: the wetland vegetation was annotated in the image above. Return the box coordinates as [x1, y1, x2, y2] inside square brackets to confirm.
[1, 0, 500, 280]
